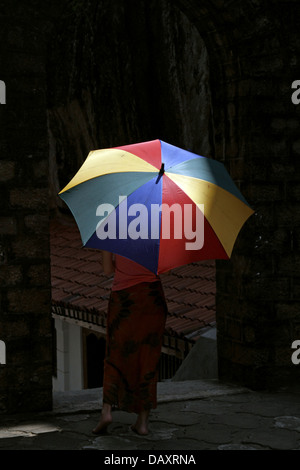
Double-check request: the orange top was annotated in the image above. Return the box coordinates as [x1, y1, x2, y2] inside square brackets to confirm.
[112, 254, 159, 291]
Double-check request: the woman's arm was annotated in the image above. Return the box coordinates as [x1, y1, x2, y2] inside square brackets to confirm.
[102, 251, 115, 276]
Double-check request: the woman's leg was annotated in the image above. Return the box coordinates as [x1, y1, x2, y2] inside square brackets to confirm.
[92, 402, 113, 434]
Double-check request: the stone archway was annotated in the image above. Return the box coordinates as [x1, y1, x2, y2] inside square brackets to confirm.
[47, 0, 217, 388]
[49, 0, 300, 390]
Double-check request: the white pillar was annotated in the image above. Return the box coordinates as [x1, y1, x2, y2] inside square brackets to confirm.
[52, 319, 83, 391]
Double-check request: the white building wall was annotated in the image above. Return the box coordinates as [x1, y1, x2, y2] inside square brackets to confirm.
[52, 318, 84, 391]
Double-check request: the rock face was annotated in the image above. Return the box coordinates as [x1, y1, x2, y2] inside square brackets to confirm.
[1, 0, 300, 412]
[47, 0, 212, 206]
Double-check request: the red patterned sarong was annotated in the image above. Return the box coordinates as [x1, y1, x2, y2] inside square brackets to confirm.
[103, 281, 168, 413]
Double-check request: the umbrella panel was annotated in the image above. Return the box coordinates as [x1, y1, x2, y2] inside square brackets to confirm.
[85, 176, 163, 273]
[85, 172, 229, 274]
[157, 175, 228, 273]
[59, 171, 157, 246]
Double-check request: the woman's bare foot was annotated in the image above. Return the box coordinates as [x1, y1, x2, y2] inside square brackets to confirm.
[92, 403, 112, 434]
[131, 410, 150, 435]
[131, 423, 148, 436]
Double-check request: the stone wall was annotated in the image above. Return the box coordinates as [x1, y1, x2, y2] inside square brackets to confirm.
[178, 0, 300, 388]
[0, 1, 55, 412]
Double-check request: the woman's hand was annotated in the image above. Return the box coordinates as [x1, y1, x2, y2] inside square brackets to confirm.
[102, 251, 115, 276]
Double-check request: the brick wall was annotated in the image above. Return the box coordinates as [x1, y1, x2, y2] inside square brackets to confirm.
[178, 0, 300, 389]
[0, 1, 55, 412]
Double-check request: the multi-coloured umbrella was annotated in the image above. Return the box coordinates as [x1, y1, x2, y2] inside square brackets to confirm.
[58, 139, 254, 274]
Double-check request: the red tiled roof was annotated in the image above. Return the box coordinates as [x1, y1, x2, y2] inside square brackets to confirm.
[50, 217, 216, 343]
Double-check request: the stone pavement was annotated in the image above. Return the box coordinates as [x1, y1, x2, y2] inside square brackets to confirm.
[0, 379, 300, 452]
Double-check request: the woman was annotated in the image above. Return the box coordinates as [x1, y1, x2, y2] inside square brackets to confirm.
[92, 251, 168, 436]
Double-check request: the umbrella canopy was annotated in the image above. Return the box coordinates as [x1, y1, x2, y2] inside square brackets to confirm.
[58, 139, 254, 274]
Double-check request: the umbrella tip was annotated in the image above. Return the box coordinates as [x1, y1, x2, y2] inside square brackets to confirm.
[155, 163, 165, 184]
